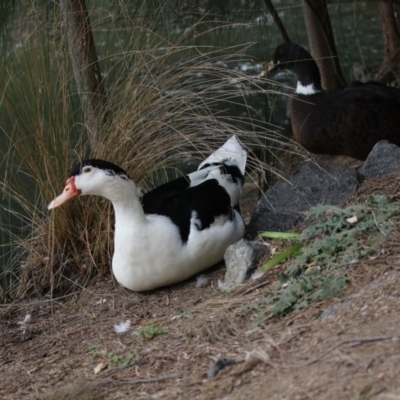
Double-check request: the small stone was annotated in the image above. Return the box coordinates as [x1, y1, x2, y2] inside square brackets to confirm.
[221, 239, 267, 290]
[208, 358, 236, 379]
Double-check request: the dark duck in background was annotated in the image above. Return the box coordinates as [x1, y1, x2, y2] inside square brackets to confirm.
[264, 42, 400, 160]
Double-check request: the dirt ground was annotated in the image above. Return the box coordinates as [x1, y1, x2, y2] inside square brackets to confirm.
[2, 156, 400, 400]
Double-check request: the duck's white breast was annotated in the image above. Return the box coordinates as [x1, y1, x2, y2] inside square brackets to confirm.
[112, 211, 244, 292]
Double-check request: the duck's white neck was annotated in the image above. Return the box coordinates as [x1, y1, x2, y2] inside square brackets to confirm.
[105, 178, 151, 291]
[103, 179, 147, 226]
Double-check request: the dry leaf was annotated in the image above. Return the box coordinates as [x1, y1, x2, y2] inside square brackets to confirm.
[94, 362, 106, 374]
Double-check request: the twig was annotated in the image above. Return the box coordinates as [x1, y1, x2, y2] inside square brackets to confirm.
[290, 334, 400, 367]
[93, 373, 180, 385]
[240, 280, 270, 296]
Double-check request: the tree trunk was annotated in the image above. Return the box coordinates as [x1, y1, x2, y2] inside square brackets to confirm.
[60, 0, 106, 150]
[302, 0, 346, 90]
[375, 2, 400, 83]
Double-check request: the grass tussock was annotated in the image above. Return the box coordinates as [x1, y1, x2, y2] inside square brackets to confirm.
[0, 2, 291, 300]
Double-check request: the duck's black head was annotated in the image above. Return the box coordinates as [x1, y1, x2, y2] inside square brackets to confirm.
[48, 159, 130, 210]
[69, 159, 129, 179]
[266, 42, 322, 91]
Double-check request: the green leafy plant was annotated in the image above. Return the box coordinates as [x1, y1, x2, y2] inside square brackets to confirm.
[255, 196, 400, 322]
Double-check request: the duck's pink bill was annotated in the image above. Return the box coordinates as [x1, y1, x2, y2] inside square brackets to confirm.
[48, 177, 81, 210]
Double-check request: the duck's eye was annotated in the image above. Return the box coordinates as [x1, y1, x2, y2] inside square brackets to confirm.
[83, 167, 92, 174]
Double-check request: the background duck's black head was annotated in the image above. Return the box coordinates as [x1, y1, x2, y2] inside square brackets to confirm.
[270, 42, 313, 72]
[268, 42, 322, 89]
[69, 159, 129, 179]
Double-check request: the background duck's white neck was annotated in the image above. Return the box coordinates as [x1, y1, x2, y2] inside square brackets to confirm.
[296, 81, 321, 95]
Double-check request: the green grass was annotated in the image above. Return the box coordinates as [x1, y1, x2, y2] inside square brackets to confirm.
[108, 351, 139, 367]
[87, 344, 102, 358]
[58, 363, 67, 371]
[137, 322, 166, 340]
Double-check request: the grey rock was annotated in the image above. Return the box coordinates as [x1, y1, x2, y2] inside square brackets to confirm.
[360, 140, 400, 178]
[246, 163, 360, 239]
[221, 239, 267, 289]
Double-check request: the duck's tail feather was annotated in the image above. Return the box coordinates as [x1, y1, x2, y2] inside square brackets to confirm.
[197, 135, 247, 175]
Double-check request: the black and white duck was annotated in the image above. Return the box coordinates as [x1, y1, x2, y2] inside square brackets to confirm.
[48, 136, 247, 291]
[264, 42, 400, 160]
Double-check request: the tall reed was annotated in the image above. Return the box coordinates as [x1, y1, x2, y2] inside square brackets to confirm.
[0, 1, 286, 300]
